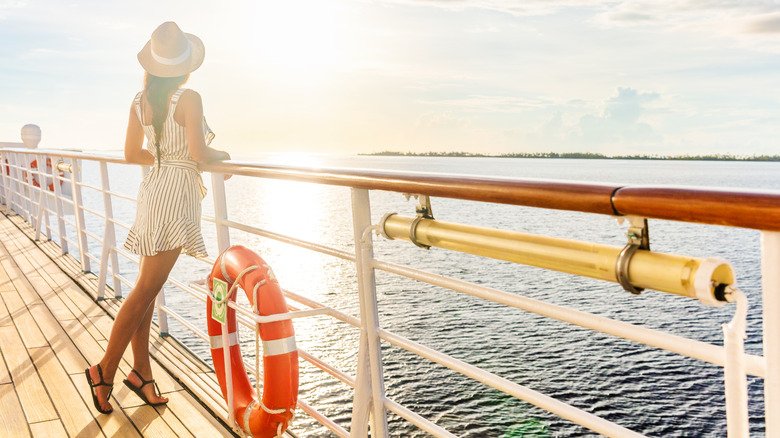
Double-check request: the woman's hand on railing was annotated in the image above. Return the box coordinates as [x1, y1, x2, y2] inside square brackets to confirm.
[217, 150, 232, 180]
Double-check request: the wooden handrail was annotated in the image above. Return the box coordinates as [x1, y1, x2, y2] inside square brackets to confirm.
[612, 187, 780, 231]
[3, 147, 779, 231]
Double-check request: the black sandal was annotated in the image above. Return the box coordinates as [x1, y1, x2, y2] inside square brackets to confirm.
[85, 364, 114, 414]
[123, 369, 168, 406]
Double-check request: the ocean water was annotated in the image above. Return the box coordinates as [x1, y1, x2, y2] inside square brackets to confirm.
[70, 156, 776, 437]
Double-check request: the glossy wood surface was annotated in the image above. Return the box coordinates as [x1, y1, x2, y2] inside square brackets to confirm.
[4, 148, 779, 230]
[612, 187, 780, 231]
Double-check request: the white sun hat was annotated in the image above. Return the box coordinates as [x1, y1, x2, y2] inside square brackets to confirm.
[137, 21, 205, 77]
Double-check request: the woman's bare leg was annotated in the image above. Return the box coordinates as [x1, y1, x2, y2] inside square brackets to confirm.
[126, 302, 169, 404]
[87, 247, 181, 412]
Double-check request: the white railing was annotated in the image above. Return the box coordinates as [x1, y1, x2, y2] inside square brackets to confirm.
[0, 146, 776, 438]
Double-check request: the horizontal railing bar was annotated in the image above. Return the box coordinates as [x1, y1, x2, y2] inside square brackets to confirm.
[297, 347, 356, 388]
[222, 219, 356, 262]
[6, 147, 779, 230]
[77, 182, 102, 192]
[281, 289, 362, 328]
[158, 304, 210, 343]
[206, 161, 619, 216]
[62, 216, 76, 228]
[372, 258, 766, 377]
[384, 398, 458, 438]
[296, 399, 350, 438]
[189, 283, 334, 324]
[62, 236, 78, 249]
[114, 273, 134, 291]
[81, 229, 103, 243]
[173, 280, 353, 391]
[84, 252, 99, 265]
[80, 205, 105, 219]
[108, 217, 131, 231]
[377, 328, 645, 438]
[1, 148, 127, 164]
[113, 246, 140, 265]
[105, 190, 136, 202]
[613, 187, 780, 232]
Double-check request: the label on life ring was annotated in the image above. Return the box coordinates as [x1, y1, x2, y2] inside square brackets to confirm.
[212, 277, 228, 323]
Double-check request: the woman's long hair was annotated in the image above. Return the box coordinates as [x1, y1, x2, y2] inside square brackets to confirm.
[143, 72, 189, 166]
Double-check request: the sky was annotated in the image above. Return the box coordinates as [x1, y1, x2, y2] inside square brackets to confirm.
[1, 0, 779, 157]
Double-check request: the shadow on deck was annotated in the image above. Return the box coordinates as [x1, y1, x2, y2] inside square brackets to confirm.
[0, 212, 237, 437]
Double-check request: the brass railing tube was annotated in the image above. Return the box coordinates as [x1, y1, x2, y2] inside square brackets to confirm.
[381, 215, 734, 303]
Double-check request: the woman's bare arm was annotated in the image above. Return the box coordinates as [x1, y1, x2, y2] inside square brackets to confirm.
[179, 90, 231, 164]
[124, 100, 154, 165]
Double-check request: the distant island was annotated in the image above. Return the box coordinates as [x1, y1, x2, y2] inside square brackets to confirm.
[360, 151, 780, 161]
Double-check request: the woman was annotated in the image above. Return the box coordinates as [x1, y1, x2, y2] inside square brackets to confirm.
[85, 21, 230, 414]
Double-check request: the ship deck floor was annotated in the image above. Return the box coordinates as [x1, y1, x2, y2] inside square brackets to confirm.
[0, 211, 236, 437]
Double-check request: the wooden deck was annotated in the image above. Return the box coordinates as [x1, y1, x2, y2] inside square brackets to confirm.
[0, 212, 236, 437]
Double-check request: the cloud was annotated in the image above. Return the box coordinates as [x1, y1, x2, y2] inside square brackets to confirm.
[377, 0, 612, 16]
[598, 1, 780, 33]
[579, 87, 662, 146]
[416, 110, 470, 128]
[743, 13, 780, 33]
[420, 95, 551, 112]
[523, 88, 664, 153]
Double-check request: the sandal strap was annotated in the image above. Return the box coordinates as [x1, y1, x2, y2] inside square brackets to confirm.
[90, 364, 114, 388]
[130, 369, 162, 397]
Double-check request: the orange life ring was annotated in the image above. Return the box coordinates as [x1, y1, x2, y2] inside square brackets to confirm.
[207, 245, 298, 437]
[29, 158, 64, 191]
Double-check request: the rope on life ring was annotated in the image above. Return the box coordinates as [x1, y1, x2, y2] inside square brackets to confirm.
[206, 245, 298, 438]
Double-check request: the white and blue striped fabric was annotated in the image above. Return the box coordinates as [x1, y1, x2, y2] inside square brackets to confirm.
[124, 88, 213, 258]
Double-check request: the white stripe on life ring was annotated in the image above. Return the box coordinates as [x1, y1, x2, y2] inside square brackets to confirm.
[220, 254, 233, 283]
[209, 331, 239, 350]
[262, 336, 297, 356]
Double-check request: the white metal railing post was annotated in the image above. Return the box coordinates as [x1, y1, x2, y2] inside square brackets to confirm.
[211, 172, 234, 429]
[350, 188, 388, 438]
[156, 288, 169, 336]
[52, 157, 68, 255]
[0, 152, 9, 214]
[211, 173, 231, 252]
[350, 331, 372, 437]
[41, 154, 53, 240]
[23, 153, 37, 226]
[762, 231, 780, 438]
[12, 153, 29, 220]
[33, 153, 51, 241]
[6, 153, 18, 215]
[97, 161, 121, 299]
[69, 158, 91, 272]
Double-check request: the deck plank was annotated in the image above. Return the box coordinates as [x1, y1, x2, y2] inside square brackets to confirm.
[0, 290, 12, 327]
[69, 373, 143, 438]
[162, 389, 232, 438]
[0, 324, 58, 423]
[124, 405, 178, 437]
[0, 342, 11, 384]
[29, 419, 67, 438]
[27, 303, 88, 374]
[0, 212, 237, 437]
[0, 383, 31, 437]
[28, 347, 103, 438]
[1, 289, 47, 349]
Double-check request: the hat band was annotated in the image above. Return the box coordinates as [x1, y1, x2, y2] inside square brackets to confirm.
[151, 44, 191, 66]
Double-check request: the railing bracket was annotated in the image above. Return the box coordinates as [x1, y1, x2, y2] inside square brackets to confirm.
[615, 217, 650, 295]
[410, 195, 434, 249]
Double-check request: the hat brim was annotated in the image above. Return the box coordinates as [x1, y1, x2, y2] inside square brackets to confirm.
[137, 33, 205, 78]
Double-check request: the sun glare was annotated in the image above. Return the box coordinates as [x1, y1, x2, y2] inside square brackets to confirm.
[251, 1, 350, 72]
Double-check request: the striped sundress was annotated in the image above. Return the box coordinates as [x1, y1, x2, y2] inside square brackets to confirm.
[123, 88, 213, 258]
